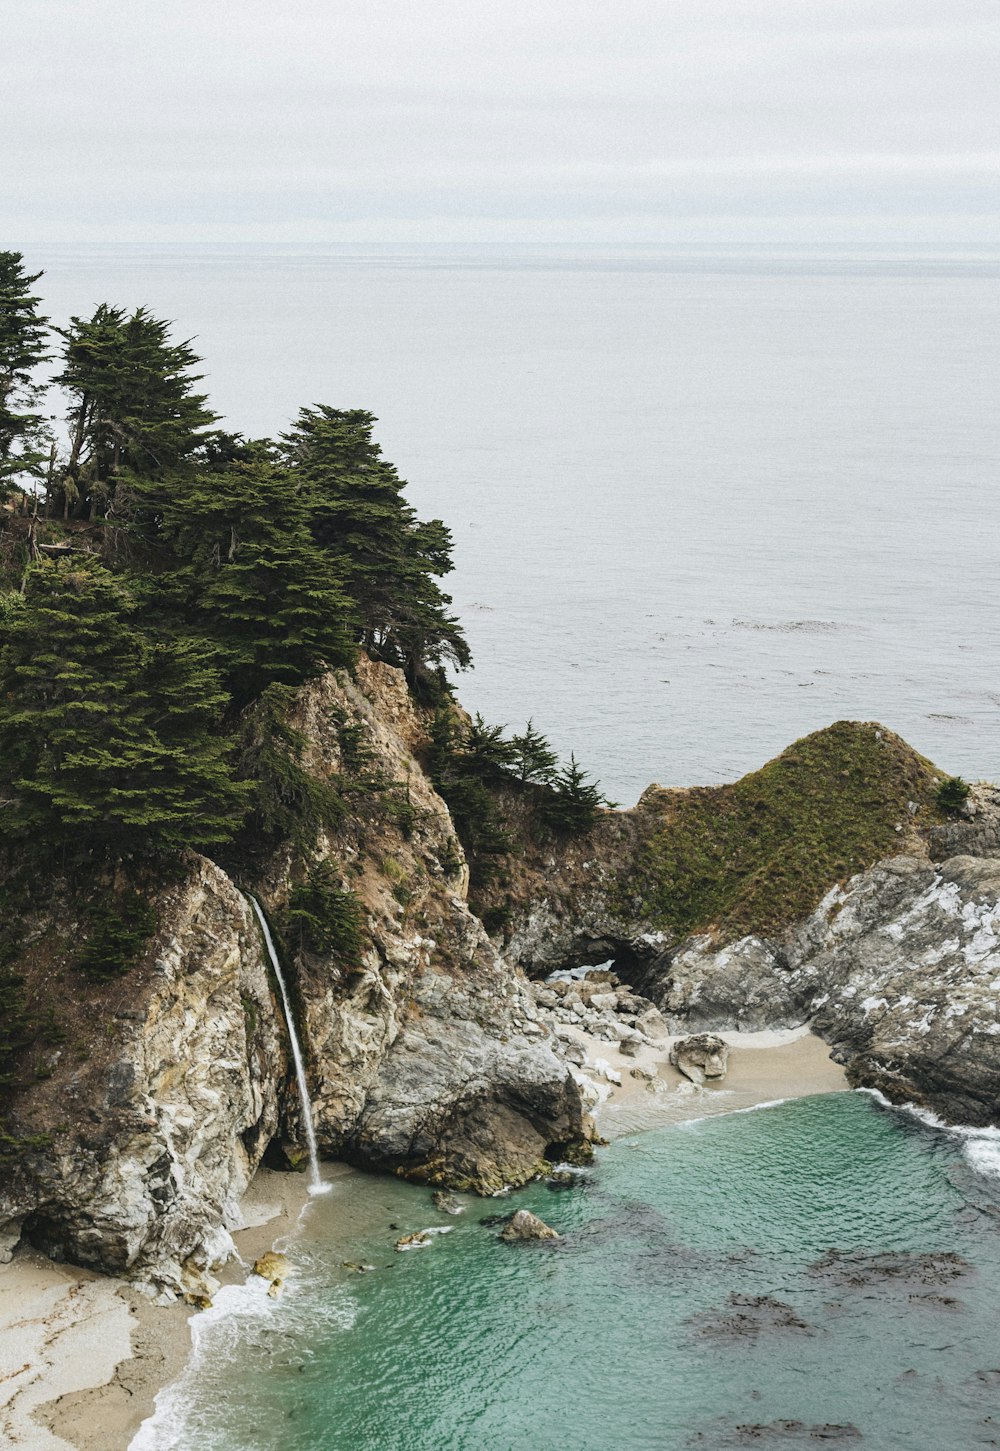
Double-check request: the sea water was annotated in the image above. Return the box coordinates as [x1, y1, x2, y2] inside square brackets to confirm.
[29, 246, 1000, 803]
[134, 1093, 1000, 1450]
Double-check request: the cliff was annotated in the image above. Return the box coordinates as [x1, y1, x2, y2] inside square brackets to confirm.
[2, 670, 998, 1299]
[0, 659, 589, 1298]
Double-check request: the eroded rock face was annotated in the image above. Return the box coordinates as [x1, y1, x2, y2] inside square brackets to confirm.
[0, 659, 591, 1291]
[640, 853, 1000, 1127]
[669, 1033, 730, 1085]
[253, 661, 591, 1195]
[0, 860, 284, 1298]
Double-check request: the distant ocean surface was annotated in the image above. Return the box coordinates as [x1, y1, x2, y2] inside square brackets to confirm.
[30, 246, 1000, 803]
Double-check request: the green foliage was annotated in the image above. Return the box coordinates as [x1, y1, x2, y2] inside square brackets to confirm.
[427, 708, 512, 877]
[54, 303, 216, 517]
[0, 935, 32, 1086]
[538, 754, 609, 835]
[78, 891, 158, 982]
[282, 860, 364, 961]
[0, 259, 480, 875]
[510, 719, 558, 785]
[236, 685, 346, 851]
[280, 406, 470, 686]
[0, 561, 248, 858]
[936, 775, 970, 814]
[330, 707, 375, 775]
[140, 455, 356, 701]
[629, 721, 942, 942]
[0, 251, 50, 494]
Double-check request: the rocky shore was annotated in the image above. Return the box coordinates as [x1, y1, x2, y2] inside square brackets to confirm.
[1, 653, 999, 1449]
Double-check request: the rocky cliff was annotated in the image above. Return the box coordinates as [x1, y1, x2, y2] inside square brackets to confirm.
[488, 744, 1000, 1131]
[0, 659, 589, 1297]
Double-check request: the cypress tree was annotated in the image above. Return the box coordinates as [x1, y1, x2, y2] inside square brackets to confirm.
[146, 455, 356, 701]
[510, 719, 559, 785]
[0, 251, 50, 497]
[280, 405, 469, 685]
[54, 304, 216, 517]
[0, 562, 247, 856]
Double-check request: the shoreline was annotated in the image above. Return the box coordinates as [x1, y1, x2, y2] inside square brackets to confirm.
[0, 1168, 313, 1451]
[3, 1031, 844, 1450]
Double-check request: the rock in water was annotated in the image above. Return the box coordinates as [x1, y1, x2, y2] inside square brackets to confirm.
[669, 1033, 730, 1085]
[499, 1209, 561, 1242]
[253, 1250, 290, 1297]
[395, 1231, 433, 1251]
[432, 1190, 463, 1215]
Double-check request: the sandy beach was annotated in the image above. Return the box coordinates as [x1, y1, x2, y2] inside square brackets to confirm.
[576, 1024, 848, 1139]
[1, 1029, 845, 1450]
[0, 1168, 312, 1451]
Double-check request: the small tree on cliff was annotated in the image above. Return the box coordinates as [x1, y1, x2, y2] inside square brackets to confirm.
[0, 251, 50, 497]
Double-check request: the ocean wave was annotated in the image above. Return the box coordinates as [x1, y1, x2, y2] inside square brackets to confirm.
[858, 1087, 1000, 1181]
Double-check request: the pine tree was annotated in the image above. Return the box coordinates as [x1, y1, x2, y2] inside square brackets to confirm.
[0, 252, 50, 497]
[54, 304, 216, 517]
[510, 719, 558, 785]
[541, 754, 609, 835]
[146, 455, 356, 702]
[0, 562, 248, 856]
[280, 406, 469, 686]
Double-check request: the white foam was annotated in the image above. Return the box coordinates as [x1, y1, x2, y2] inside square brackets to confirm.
[858, 1087, 1000, 1182]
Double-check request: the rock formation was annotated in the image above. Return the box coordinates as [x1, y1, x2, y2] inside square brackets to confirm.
[2, 669, 998, 1297]
[0, 659, 590, 1296]
[669, 1034, 730, 1085]
[499, 1208, 561, 1242]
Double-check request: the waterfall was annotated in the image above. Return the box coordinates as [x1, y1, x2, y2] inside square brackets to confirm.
[247, 894, 323, 1193]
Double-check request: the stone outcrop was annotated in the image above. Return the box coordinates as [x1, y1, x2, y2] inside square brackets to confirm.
[669, 1033, 729, 1085]
[638, 854, 1000, 1127]
[499, 1208, 560, 1242]
[2, 668, 997, 1295]
[0, 658, 591, 1294]
[0, 861, 284, 1299]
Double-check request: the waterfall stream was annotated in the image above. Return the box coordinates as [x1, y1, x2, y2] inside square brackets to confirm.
[248, 894, 323, 1192]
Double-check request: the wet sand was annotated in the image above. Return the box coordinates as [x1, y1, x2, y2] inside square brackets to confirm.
[570, 1024, 849, 1138]
[0, 1168, 312, 1451]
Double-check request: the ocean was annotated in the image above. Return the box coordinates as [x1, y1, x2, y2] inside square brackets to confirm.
[29, 246, 1000, 804]
[134, 1094, 1000, 1450]
[30, 247, 997, 1449]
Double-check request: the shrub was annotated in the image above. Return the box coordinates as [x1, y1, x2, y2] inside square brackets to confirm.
[78, 892, 158, 982]
[283, 860, 364, 961]
[936, 775, 971, 814]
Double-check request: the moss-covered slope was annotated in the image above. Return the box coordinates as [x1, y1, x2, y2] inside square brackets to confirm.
[626, 721, 943, 941]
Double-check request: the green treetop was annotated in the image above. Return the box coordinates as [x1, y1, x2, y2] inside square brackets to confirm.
[0, 251, 50, 497]
[54, 304, 216, 518]
[281, 405, 469, 689]
[143, 452, 357, 702]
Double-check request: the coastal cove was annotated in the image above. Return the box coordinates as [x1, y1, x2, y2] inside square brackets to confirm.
[90, 1087, 1000, 1450]
[1, 250, 999, 1451]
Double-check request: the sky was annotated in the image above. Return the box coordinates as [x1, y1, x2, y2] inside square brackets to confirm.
[3, 0, 999, 248]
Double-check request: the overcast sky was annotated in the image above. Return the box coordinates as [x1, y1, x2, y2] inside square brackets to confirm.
[4, 0, 998, 248]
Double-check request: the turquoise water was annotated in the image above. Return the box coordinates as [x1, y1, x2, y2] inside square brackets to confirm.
[136, 1094, 1000, 1450]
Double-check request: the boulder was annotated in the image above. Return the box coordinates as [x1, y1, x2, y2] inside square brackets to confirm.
[670, 1033, 730, 1085]
[253, 1250, 290, 1297]
[499, 1209, 561, 1242]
